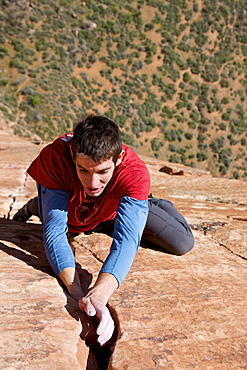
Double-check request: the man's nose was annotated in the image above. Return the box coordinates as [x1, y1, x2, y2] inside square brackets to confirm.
[88, 174, 100, 188]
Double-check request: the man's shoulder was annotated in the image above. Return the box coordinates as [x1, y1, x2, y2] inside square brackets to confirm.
[112, 145, 150, 199]
[122, 145, 148, 170]
[27, 132, 76, 191]
[42, 133, 73, 155]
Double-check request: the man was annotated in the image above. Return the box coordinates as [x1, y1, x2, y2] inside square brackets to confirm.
[13, 115, 194, 346]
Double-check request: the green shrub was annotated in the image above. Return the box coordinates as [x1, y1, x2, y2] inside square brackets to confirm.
[183, 72, 190, 82]
[164, 128, 183, 142]
[221, 97, 229, 104]
[25, 109, 42, 124]
[201, 65, 219, 82]
[185, 132, 194, 140]
[218, 122, 227, 130]
[222, 111, 231, 121]
[241, 45, 247, 56]
[131, 60, 145, 73]
[197, 133, 207, 143]
[29, 95, 41, 106]
[210, 136, 225, 152]
[35, 38, 49, 51]
[219, 147, 232, 168]
[195, 34, 208, 47]
[196, 151, 209, 162]
[200, 117, 211, 126]
[100, 69, 112, 78]
[144, 23, 154, 32]
[151, 138, 162, 151]
[190, 20, 209, 35]
[188, 121, 197, 129]
[114, 114, 127, 127]
[219, 165, 228, 175]
[189, 110, 200, 122]
[122, 131, 135, 147]
[168, 143, 177, 152]
[220, 79, 229, 88]
[0, 45, 8, 58]
[241, 138, 247, 146]
[198, 143, 208, 150]
[236, 33, 247, 44]
[176, 101, 186, 109]
[187, 58, 200, 74]
[9, 58, 27, 73]
[0, 78, 10, 86]
[169, 153, 180, 163]
[12, 38, 24, 51]
[227, 134, 238, 145]
[232, 171, 240, 179]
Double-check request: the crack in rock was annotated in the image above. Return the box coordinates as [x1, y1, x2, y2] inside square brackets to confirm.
[7, 172, 29, 219]
[72, 237, 105, 264]
[228, 216, 247, 222]
[191, 223, 247, 261]
[218, 242, 247, 262]
[85, 248, 105, 264]
[70, 237, 121, 369]
[7, 195, 16, 220]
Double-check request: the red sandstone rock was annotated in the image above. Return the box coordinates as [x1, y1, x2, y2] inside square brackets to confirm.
[1, 130, 247, 369]
[141, 156, 212, 177]
[160, 164, 186, 175]
[159, 163, 211, 177]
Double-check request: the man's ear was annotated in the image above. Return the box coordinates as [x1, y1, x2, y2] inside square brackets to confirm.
[70, 146, 76, 162]
[116, 150, 124, 166]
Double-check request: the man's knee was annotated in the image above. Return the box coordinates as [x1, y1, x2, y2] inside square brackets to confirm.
[175, 242, 194, 256]
[173, 233, 195, 256]
[155, 229, 195, 256]
[141, 230, 195, 256]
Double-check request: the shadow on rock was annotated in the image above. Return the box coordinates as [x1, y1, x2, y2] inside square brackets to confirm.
[0, 218, 53, 275]
[65, 264, 120, 370]
[0, 218, 120, 369]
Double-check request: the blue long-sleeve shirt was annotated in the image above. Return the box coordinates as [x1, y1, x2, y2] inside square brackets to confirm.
[38, 184, 148, 285]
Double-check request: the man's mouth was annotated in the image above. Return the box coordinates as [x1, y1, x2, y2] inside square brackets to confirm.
[86, 187, 103, 195]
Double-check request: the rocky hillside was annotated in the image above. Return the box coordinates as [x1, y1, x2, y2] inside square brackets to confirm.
[0, 0, 247, 179]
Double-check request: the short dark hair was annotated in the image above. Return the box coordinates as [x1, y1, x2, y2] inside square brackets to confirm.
[71, 115, 122, 164]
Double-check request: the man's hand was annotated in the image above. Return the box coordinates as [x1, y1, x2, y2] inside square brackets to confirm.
[78, 272, 118, 346]
[79, 295, 115, 346]
[59, 268, 118, 346]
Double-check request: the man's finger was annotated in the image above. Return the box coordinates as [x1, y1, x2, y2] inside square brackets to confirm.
[79, 296, 115, 346]
[97, 322, 114, 346]
[96, 309, 115, 346]
[79, 297, 96, 316]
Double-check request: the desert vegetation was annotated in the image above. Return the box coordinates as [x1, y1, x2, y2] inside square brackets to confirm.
[0, 0, 247, 178]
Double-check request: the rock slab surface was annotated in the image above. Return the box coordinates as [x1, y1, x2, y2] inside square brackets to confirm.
[1, 130, 247, 369]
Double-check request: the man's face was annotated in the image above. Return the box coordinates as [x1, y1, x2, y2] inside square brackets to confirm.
[74, 155, 118, 197]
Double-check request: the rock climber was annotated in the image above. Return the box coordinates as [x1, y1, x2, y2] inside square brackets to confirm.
[13, 114, 194, 346]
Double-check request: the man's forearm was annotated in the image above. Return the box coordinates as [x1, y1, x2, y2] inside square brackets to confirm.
[100, 197, 148, 284]
[85, 272, 118, 304]
[58, 267, 85, 302]
[38, 185, 77, 276]
[59, 268, 118, 304]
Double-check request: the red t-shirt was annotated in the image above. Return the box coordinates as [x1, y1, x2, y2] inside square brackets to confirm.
[27, 134, 150, 233]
